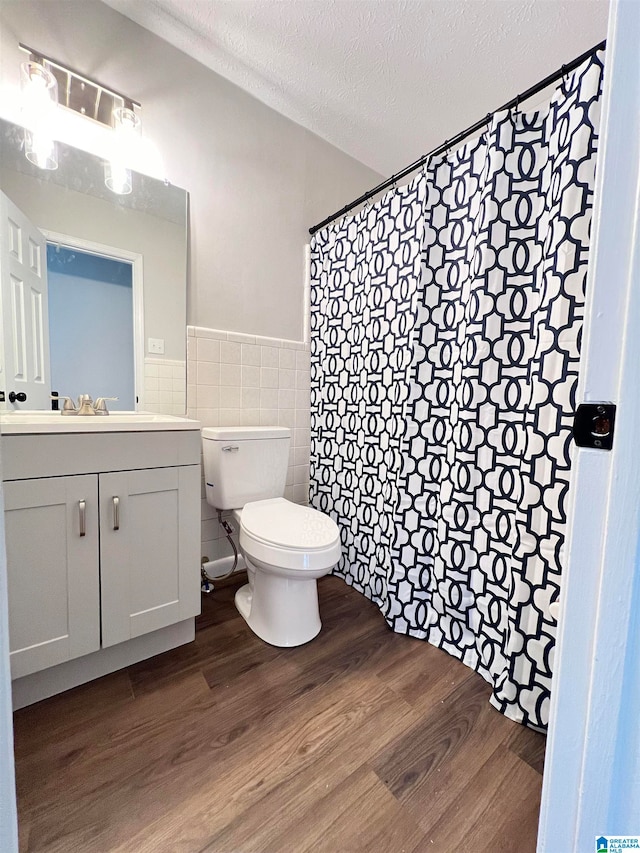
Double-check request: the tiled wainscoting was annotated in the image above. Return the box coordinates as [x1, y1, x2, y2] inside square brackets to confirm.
[140, 357, 187, 415]
[186, 325, 311, 565]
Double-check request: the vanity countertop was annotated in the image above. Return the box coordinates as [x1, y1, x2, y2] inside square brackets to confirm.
[0, 411, 201, 435]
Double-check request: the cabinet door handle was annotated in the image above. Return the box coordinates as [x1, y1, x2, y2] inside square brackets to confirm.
[112, 496, 120, 530]
[79, 500, 86, 537]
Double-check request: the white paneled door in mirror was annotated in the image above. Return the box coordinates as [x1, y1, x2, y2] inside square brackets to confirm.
[0, 191, 51, 410]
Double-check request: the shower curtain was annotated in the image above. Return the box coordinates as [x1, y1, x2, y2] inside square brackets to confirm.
[310, 50, 604, 730]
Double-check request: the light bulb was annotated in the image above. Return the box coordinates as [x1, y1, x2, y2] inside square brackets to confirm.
[104, 160, 132, 195]
[20, 61, 58, 170]
[105, 106, 140, 194]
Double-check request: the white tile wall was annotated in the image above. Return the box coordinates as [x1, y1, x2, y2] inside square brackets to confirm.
[187, 325, 311, 564]
[140, 358, 186, 415]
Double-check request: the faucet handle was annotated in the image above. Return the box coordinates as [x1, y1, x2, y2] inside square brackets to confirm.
[52, 394, 77, 414]
[94, 396, 119, 415]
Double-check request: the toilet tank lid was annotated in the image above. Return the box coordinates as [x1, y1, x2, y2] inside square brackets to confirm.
[202, 426, 290, 441]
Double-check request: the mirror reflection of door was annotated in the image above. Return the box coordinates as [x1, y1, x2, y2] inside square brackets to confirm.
[46, 242, 135, 411]
[0, 190, 51, 410]
[1, 118, 188, 416]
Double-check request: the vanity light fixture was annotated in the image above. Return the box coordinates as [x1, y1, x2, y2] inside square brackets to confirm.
[20, 59, 58, 170]
[18, 44, 142, 190]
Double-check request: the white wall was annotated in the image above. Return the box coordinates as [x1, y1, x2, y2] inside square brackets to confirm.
[0, 0, 381, 342]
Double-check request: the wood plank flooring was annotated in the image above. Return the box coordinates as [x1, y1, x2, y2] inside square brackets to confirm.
[13, 575, 546, 853]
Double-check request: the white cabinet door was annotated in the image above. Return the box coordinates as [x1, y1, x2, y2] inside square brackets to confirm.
[0, 191, 51, 411]
[4, 475, 100, 678]
[99, 465, 200, 647]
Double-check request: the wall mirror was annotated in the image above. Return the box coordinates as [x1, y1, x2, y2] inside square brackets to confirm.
[0, 118, 188, 415]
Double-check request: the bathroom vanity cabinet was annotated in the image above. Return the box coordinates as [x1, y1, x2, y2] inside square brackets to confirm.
[0, 416, 201, 707]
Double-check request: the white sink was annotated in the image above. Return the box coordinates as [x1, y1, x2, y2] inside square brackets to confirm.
[0, 410, 201, 434]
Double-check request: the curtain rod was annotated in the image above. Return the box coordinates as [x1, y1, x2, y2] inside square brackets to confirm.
[309, 38, 606, 236]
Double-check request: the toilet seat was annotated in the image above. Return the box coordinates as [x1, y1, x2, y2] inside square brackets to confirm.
[238, 498, 341, 572]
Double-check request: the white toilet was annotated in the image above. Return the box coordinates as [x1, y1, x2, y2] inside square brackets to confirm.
[201, 426, 341, 647]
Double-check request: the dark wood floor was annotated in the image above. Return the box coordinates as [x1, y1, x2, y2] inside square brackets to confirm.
[13, 575, 545, 853]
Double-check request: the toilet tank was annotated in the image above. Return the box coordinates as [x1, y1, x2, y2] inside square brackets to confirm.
[202, 426, 291, 510]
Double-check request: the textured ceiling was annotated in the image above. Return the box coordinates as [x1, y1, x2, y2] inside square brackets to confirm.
[102, 0, 609, 175]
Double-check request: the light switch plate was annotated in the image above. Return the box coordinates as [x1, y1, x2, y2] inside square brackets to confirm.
[148, 337, 165, 354]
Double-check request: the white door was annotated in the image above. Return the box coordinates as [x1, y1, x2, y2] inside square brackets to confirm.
[99, 465, 200, 647]
[0, 191, 51, 411]
[4, 475, 100, 679]
[538, 1, 640, 849]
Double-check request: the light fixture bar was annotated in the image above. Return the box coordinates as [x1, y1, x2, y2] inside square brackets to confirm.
[18, 43, 141, 127]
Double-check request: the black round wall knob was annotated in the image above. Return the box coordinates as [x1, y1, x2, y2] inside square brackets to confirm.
[8, 391, 27, 403]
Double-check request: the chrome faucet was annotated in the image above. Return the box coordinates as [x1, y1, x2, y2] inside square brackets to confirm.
[51, 394, 119, 415]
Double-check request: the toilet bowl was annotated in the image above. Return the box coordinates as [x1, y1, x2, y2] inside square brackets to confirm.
[233, 498, 341, 646]
[201, 426, 341, 647]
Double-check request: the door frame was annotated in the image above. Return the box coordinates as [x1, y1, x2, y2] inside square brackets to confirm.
[43, 230, 144, 411]
[0, 474, 17, 852]
[537, 0, 640, 848]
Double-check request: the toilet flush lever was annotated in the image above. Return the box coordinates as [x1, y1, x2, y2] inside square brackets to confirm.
[222, 445, 239, 452]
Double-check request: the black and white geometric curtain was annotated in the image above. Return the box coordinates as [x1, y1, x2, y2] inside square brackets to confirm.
[310, 51, 604, 730]
[311, 176, 426, 607]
